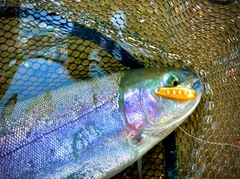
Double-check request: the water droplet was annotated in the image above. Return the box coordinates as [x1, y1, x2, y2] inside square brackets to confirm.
[211, 121, 218, 130]
[191, 149, 199, 158]
[9, 59, 17, 67]
[205, 101, 214, 110]
[203, 115, 212, 124]
[222, 77, 227, 83]
[188, 163, 197, 172]
[204, 83, 213, 95]
[23, 61, 31, 68]
[199, 70, 207, 77]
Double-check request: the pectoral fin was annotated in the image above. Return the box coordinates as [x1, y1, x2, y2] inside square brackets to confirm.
[137, 157, 143, 179]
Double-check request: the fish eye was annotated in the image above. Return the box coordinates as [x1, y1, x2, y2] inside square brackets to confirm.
[164, 74, 180, 87]
[172, 80, 179, 86]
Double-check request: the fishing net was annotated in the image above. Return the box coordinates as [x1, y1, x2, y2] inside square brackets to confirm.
[0, 0, 239, 178]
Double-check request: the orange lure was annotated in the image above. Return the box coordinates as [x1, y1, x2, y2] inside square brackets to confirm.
[155, 87, 197, 100]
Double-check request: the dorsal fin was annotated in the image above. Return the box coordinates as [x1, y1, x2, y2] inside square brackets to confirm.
[25, 88, 54, 120]
[1, 93, 18, 119]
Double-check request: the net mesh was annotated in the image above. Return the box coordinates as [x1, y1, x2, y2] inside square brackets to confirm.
[0, 0, 239, 178]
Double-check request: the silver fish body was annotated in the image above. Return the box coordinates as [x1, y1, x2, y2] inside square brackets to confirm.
[0, 67, 203, 178]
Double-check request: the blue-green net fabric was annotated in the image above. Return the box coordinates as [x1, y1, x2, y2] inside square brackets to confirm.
[0, 0, 239, 178]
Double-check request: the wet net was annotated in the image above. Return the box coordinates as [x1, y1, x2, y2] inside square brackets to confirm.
[0, 0, 239, 178]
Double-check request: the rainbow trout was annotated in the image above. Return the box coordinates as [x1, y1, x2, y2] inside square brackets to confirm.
[0, 67, 202, 178]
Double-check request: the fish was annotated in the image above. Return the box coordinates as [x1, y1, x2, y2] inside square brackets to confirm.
[0, 67, 203, 178]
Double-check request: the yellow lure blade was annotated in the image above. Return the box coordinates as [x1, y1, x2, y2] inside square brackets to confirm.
[155, 87, 197, 100]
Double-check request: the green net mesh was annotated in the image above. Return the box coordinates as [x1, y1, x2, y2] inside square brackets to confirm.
[0, 0, 239, 178]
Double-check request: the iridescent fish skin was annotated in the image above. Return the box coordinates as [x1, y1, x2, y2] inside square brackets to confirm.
[0, 67, 202, 179]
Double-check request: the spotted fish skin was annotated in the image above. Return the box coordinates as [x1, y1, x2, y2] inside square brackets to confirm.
[0, 67, 202, 178]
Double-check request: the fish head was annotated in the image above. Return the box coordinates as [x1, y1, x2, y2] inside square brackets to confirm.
[120, 67, 203, 154]
[152, 67, 203, 126]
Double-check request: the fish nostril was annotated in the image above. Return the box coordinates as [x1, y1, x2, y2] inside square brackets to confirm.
[192, 79, 201, 90]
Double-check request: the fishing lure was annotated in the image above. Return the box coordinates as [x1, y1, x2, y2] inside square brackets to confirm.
[0, 67, 202, 178]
